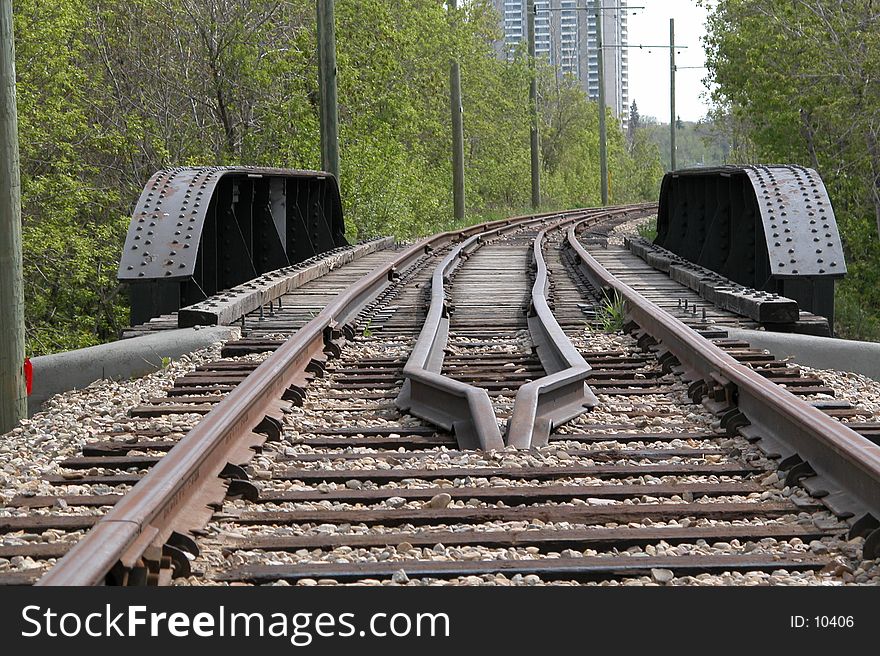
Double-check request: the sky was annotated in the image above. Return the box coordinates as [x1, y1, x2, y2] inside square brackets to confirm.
[626, 0, 713, 123]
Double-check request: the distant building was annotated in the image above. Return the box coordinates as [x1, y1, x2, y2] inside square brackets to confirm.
[493, 0, 629, 126]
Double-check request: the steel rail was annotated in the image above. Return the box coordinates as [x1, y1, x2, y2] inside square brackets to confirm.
[37, 212, 558, 586]
[507, 205, 655, 448]
[398, 205, 655, 450]
[177, 237, 395, 328]
[507, 224, 596, 448]
[395, 229, 505, 450]
[395, 212, 586, 450]
[566, 221, 880, 557]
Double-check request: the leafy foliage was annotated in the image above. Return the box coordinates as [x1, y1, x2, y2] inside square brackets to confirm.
[640, 118, 730, 171]
[14, 0, 663, 354]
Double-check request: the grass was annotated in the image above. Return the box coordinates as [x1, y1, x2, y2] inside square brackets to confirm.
[636, 218, 657, 241]
[596, 291, 626, 333]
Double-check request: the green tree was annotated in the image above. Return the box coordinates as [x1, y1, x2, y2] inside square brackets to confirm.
[12, 0, 665, 354]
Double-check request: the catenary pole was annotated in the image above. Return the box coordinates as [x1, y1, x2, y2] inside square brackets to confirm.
[449, 0, 465, 221]
[0, 0, 25, 432]
[596, 0, 608, 205]
[670, 17, 676, 171]
[527, 0, 540, 209]
[317, 0, 340, 181]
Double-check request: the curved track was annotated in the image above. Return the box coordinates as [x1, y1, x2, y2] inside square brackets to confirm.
[3, 205, 880, 586]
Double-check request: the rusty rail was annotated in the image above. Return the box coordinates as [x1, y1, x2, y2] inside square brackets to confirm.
[506, 225, 597, 447]
[395, 213, 584, 449]
[178, 237, 395, 328]
[566, 221, 880, 557]
[395, 230, 505, 450]
[507, 205, 654, 448]
[37, 213, 552, 586]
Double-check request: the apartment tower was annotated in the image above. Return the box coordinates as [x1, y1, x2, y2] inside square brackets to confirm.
[493, 0, 629, 124]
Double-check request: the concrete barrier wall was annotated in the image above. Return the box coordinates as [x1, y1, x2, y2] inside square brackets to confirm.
[726, 327, 880, 381]
[28, 326, 239, 415]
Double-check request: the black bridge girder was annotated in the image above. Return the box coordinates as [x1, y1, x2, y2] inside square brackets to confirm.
[118, 167, 348, 326]
[655, 165, 846, 327]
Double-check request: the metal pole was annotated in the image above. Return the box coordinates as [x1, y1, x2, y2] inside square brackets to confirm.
[317, 0, 340, 182]
[449, 0, 465, 221]
[669, 17, 676, 171]
[527, 0, 540, 209]
[0, 0, 25, 432]
[596, 0, 608, 205]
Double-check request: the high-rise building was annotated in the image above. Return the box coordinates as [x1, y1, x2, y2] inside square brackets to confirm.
[493, 1, 629, 125]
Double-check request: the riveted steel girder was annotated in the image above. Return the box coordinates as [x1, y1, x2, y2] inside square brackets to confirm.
[118, 167, 347, 325]
[656, 165, 845, 325]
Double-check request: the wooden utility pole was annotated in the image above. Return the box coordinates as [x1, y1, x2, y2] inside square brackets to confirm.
[0, 0, 25, 432]
[669, 18, 676, 171]
[596, 0, 608, 205]
[317, 0, 340, 182]
[449, 0, 465, 221]
[527, 0, 540, 209]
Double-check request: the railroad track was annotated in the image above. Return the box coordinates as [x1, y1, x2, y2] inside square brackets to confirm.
[3, 205, 880, 586]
